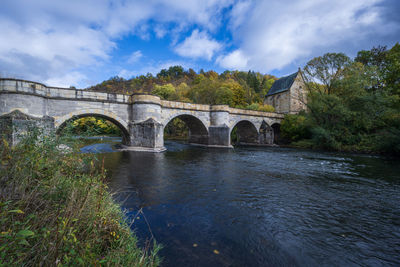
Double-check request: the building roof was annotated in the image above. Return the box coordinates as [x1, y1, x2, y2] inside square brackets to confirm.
[266, 71, 298, 96]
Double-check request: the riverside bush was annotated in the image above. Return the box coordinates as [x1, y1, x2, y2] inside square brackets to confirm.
[0, 131, 160, 266]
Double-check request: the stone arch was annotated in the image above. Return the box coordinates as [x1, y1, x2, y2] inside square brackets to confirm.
[163, 114, 209, 145]
[271, 123, 281, 144]
[259, 120, 273, 144]
[230, 120, 259, 145]
[56, 110, 130, 145]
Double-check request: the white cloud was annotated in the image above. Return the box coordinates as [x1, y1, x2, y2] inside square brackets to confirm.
[0, 0, 398, 86]
[154, 25, 167, 38]
[128, 50, 143, 64]
[0, 0, 233, 86]
[118, 60, 191, 79]
[216, 50, 248, 69]
[218, 0, 390, 72]
[44, 72, 87, 88]
[174, 30, 222, 60]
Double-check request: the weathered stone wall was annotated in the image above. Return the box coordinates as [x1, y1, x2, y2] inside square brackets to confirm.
[1, 78, 284, 150]
[0, 110, 54, 146]
[264, 91, 290, 113]
[263, 72, 307, 114]
[289, 73, 307, 114]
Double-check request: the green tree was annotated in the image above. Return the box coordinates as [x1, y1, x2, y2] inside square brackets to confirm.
[303, 53, 351, 95]
[384, 43, 400, 95]
[281, 114, 309, 142]
[152, 83, 176, 100]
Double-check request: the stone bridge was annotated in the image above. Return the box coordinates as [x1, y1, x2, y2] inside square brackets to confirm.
[0, 78, 284, 151]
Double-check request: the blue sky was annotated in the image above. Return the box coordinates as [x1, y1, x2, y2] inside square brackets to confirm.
[0, 0, 399, 88]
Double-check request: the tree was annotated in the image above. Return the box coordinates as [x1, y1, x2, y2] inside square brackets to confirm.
[303, 53, 351, 95]
[152, 84, 176, 100]
[384, 43, 400, 95]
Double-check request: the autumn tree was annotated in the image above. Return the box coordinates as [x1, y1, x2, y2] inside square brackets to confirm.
[303, 53, 351, 95]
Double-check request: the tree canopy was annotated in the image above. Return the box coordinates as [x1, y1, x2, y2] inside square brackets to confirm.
[87, 66, 277, 112]
[281, 43, 400, 154]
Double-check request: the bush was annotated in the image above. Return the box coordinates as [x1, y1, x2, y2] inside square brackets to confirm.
[0, 131, 160, 266]
[152, 84, 176, 100]
[280, 114, 309, 142]
[243, 103, 275, 112]
[257, 104, 275, 112]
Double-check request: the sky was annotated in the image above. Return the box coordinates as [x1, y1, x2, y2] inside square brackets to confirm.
[0, 0, 399, 88]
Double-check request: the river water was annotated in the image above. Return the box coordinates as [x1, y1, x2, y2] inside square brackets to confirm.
[81, 138, 400, 266]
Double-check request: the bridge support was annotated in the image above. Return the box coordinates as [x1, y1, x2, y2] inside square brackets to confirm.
[127, 118, 166, 152]
[259, 121, 274, 145]
[208, 106, 232, 148]
[0, 110, 54, 146]
[208, 126, 231, 147]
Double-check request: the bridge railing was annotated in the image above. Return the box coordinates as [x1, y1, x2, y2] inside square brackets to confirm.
[160, 99, 284, 118]
[1, 78, 284, 118]
[0, 78, 130, 103]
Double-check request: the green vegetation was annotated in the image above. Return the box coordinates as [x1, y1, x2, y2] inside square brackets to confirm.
[281, 43, 400, 155]
[64, 117, 122, 136]
[0, 132, 160, 266]
[88, 67, 275, 112]
[164, 118, 188, 140]
[86, 44, 399, 154]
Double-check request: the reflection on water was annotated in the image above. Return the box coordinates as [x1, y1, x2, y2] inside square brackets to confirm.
[82, 139, 400, 266]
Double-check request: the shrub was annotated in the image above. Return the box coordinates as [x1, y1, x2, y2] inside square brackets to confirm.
[280, 114, 309, 142]
[257, 104, 275, 112]
[0, 131, 160, 266]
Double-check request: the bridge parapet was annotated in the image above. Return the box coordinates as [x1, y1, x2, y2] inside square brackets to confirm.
[1, 78, 284, 150]
[0, 78, 130, 103]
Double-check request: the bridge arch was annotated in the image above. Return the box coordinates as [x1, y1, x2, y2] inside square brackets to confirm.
[56, 110, 130, 145]
[163, 114, 209, 145]
[230, 120, 259, 145]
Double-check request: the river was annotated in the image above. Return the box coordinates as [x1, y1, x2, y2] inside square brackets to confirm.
[81, 138, 400, 266]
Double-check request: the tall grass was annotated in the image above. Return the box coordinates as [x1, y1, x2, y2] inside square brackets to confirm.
[0, 131, 160, 266]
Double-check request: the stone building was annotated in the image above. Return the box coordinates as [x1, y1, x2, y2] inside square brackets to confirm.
[264, 69, 307, 114]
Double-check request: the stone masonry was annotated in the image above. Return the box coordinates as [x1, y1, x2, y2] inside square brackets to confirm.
[0, 78, 284, 151]
[264, 70, 307, 114]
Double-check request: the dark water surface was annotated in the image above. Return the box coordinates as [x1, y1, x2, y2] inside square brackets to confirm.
[82, 139, 400, 266]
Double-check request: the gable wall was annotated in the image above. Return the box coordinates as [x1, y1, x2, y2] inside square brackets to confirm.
[289, 73, 307, 114]
[264, 90, 290, 113]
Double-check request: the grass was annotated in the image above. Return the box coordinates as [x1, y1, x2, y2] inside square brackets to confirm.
[0, 131, 160, 266]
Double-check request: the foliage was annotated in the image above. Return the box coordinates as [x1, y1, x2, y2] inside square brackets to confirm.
[303, 52, 351, 95]
[0, 132, 160, 266]
[65, 117, 122, 136]
[152, 84, 176, 100]
[164, 118, 188, 140]
[280, 114, 309, 142]
[87, 66, 278, 110]
[243, 103, 275, 112]
[282, 44, 400, 154]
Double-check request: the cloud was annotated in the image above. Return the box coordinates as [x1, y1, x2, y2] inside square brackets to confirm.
[0, 0, 398, 86]
[0, 0, 233, 86]
[216, 50, 247, 69]
[128, 50, 143, 64]
[218, 0, 396, 72]
[118, 60, 192, 79]
[174, 30, 222, 60]
[44, 72, 87, 88]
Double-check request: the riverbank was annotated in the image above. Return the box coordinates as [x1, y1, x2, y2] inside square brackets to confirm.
[281, 138, 400, 157]
[0, 133, 160, 266]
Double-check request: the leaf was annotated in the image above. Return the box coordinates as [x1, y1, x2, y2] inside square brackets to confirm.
[19, 239, 30, 246]
[17, 229, 34, 237]
[8, 209, 24, 214]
